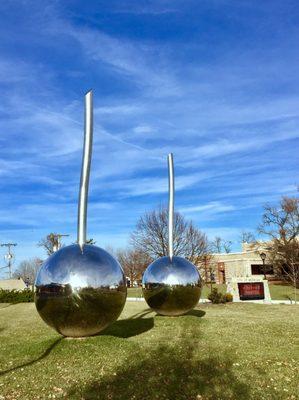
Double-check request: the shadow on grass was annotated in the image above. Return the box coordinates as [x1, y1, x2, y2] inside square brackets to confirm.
[67, 341, 250, 400]
[101, 309, 154, 338]
[128, 309, 154, 319]
[103, 308, 205, 338]
[155, 308, 206, 318]
[185, 309, 206, 318]
[0, 337, 63, 377]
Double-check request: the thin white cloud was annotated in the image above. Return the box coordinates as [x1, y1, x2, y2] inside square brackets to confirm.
[95, 105, 143, 115]
[133, 125, 153, 134]
[203, 227, 243, 243]
[46, 20, 182, 97]
[105, 171, 210, 197]
[180, 202, 235, 214]
[113, 3, 179, 15]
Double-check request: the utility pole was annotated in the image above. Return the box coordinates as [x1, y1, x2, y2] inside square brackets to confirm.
[1, 243, 17, 279]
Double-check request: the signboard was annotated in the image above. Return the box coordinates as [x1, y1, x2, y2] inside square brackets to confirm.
[238, 282, 264, 300]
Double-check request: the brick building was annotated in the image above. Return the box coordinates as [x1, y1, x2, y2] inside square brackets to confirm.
[206, 242, 274, 284]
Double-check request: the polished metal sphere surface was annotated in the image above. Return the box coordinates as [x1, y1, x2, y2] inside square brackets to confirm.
[35, 244, 127, 337]
[142, 256, 202, 316]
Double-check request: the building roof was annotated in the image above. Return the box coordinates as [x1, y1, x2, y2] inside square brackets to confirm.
[0, 279, 27, 290]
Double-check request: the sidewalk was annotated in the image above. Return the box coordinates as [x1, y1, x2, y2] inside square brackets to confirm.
[126, 297, 297, 305]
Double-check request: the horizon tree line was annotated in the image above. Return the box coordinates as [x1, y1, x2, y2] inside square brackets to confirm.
[11, 195, 298, 291]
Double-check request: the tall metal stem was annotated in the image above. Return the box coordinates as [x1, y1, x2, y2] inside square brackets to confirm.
[168, 153, 174, 260]
[77, 90, 93, 251]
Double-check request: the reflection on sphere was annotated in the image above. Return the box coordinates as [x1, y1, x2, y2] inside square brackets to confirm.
[35, 244, 127, 337]
[142, 256, 202, 316]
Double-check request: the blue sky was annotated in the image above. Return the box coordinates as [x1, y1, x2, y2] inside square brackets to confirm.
[0, 0, 298, 274]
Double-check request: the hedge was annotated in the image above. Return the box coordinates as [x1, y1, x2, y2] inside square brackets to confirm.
[0, 288, 34, 303]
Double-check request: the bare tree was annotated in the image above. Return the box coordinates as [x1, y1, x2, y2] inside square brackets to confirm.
[38, 233, 64, 256]
[131, 207, 209, 264]
[196, 253, 215, 284]
[258, 196, 299, 302]
[210, 236, 222, 253]
[117, 248, 151, 286]
[223, 240, 232, 253]
[13, 258, 43, 285]
[239, 231, 256, 243]
[210, 236, 232, 253]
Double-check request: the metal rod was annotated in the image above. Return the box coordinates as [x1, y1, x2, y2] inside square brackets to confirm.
[168, 153, 174, 260]
[77, 90, 93, 251]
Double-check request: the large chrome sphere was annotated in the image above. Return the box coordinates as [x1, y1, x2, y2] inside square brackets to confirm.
[35, 244, 127, 337]
[142, 256, 201, 316]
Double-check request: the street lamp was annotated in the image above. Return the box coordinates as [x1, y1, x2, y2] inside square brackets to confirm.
[260, 252, 267, 280]
[210, 269, 215, 292]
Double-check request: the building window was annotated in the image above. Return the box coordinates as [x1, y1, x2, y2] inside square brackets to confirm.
[251, 264, 274, 275]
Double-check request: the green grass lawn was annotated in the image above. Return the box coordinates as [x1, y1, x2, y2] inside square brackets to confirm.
[268, 284, 297, 301]
[0, 302, 298, 399]
[127, 285, 227, 298]
[128, 283, 297, 300]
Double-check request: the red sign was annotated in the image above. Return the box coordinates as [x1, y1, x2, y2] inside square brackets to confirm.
[238, 282, 264, 300]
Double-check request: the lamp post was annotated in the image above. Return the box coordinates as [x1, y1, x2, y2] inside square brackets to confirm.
[260, 252, 267, 280]
[210, 268, 215, 292]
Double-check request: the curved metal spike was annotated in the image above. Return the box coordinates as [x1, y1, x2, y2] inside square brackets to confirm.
[167, 153, 174, 260]
[77, 90, 93, 251]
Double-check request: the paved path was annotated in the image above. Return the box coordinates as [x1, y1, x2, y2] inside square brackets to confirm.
[126, 297, 297, 305]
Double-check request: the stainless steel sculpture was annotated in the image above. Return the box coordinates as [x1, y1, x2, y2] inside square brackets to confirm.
[142, 153, 202, 316]
[35, 91, 127, 337]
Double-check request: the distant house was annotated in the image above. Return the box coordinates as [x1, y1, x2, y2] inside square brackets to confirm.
[204, 242, 274, 284]
[0, 278, 27, 291]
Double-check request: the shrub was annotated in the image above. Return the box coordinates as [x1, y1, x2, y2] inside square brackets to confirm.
[208, 288, 233, 304]
[224, 293, 233, 302]
[0, 288, 34, 303]
[208, 288, 225, 304]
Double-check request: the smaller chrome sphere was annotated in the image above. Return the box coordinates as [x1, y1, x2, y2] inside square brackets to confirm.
[142, 256, 202, 316]
[35, 244, 127, 337]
